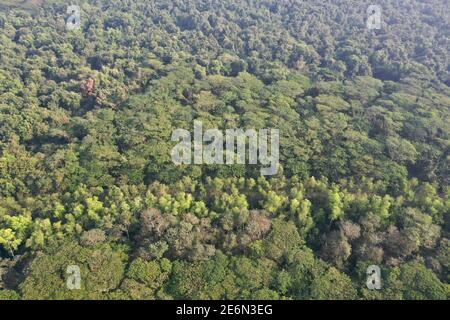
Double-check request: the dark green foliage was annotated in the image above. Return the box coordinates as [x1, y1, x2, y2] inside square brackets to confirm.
[0, 0, 448, 300]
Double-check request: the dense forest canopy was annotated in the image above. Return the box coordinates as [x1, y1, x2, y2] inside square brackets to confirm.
[0, 0, 449, 300]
